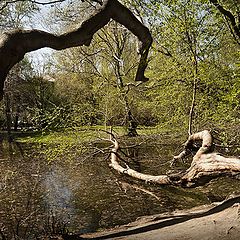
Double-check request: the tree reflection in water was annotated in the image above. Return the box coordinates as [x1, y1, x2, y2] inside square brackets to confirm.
[0, 139, 71, 239]
[1, 135, 239, 239]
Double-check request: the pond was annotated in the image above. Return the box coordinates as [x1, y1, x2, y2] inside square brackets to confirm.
[0, 134, 239, 239]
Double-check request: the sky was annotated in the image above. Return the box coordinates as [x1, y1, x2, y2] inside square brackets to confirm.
[26, 4, 54, 73]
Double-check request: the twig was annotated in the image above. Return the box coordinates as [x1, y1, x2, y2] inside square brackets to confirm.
[0, 0, 66, 12]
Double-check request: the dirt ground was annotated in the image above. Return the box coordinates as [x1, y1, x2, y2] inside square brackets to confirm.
[81, 196, 240, 240]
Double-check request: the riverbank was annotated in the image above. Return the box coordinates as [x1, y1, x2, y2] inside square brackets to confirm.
[81, 195, 240, 240]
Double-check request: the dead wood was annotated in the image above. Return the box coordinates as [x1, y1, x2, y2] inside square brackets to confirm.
[109, 138, 171, 184]
[119, 181, 161, 201]
[181, 153, 240, 186]
[173, 130, 213, 163]
[109, 130, 240, 187]
[0, 0, 152, 99]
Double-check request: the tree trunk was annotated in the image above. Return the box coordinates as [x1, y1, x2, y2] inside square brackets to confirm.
[188, 55, 198, 136]
[0, 0, 152, 100]
[13, 105, 20, 131]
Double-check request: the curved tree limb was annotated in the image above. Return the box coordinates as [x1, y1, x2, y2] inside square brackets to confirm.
[0, 0, 66, 12]
[0, 0, 153, 99]
[173, 130, 213, 163]
[109, 130, 240, 187]
[109, 138, 171, 185]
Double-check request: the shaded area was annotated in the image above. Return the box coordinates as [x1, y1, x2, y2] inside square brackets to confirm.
[85, 195, 240, 239]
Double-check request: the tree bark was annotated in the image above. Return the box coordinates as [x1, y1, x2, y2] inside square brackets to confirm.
[0, 0, 152, 100]
[181, 153, 240, 186]
[173, 130, 213, 163]
[109, 130, 240, 187]
[109, 138, 171, 185]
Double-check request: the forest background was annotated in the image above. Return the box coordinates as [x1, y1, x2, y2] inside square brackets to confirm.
[0, 0, 240, 239]
[0, 0, 239, 138]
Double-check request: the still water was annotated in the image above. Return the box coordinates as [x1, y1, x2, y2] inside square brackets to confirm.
[0, 136, 239, 239]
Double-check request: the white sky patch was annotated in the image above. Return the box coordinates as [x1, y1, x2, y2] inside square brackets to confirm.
[24, 3, 55, 72]
[26, 48, 53, 74]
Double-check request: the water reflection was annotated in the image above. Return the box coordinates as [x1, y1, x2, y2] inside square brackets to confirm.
[0, 140, 46, 239]
[0, 137, 240, 239]
[44, 167, 75, 231]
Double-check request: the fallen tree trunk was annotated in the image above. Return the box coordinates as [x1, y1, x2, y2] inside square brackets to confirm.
[109, 130, 240, 187]
[173, 130, 213, 163]
[180, 153, 240, 187]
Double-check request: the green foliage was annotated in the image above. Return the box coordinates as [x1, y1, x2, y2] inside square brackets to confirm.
[17, 128, 99, 162]
[1, 0, 239, 135]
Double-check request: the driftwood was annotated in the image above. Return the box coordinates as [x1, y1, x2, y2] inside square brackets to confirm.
[173, 130, 213, 163]
[109, 138, 171, 184]
[0, 0, 152, 100]
[109, 130, 240, 187]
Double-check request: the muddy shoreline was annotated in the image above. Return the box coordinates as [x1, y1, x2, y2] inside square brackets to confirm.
[81, 196, 240, 240]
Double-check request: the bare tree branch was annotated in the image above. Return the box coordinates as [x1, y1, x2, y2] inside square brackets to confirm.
[109, 130, 240, 187]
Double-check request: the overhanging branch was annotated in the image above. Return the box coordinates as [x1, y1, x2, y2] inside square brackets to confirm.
[0, 0, 67, 12]
[0, 0, 152, 100]
[209, 0, 240, 44]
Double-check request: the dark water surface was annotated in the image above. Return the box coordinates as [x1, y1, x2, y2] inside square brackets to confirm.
[0, 136, 239, 239]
